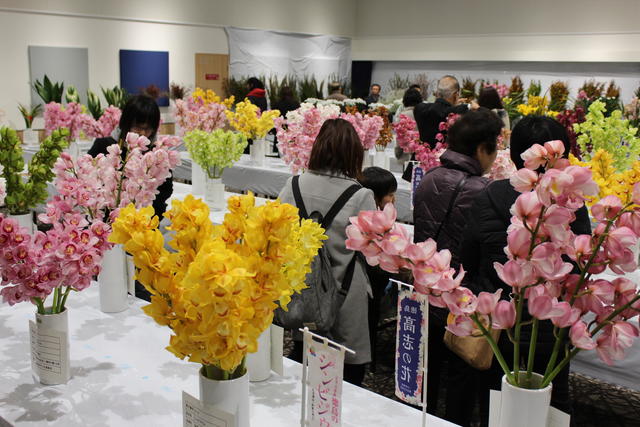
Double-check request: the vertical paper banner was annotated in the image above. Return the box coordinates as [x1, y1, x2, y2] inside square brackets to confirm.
[306, 337, 345, 427]
[395, 289, 427, 405]
[411, 164, 425, 209]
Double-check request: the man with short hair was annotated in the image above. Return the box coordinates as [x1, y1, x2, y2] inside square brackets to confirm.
[365, 83, 381, 104]
[414, 75, 478, 147]
[326, 82, 348, 101]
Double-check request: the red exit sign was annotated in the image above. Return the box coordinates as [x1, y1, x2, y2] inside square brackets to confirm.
[205, 73, 219, 80]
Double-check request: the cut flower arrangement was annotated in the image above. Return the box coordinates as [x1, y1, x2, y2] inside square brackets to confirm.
[0, 132, 182, 313]
[0, 127, 69, 215]
[43, 132, 182, 222]
[274, 103, 383, 173]
[347, 140, 640, 389]
[172, 88, 234, 134]
[44, 102, 121, 140]
[184, 129, 248, 179]
[225, 100, 280, 141]
[108, 193, 326, 379]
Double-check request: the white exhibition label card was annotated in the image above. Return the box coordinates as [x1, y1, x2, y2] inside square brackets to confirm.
[29, 320, 69, 384]
[306, 339, 344, 427]
[182, 391, 235, 427]
[270, 324, 284, 376]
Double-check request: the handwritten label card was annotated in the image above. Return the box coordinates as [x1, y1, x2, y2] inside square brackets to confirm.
[395, 289, 427, 405]
[306, 339, 344, 427]
[29, 320, 69, 384]
[183, 391, 235, 427]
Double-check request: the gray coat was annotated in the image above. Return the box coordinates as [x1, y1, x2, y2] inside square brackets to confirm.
[279, 170, 376, 364]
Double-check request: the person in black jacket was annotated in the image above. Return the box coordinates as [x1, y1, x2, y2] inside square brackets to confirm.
[413, 108, 503, 423]
[460, 116, 591, 426]
[414, 75, 478, 148]
[402, 76, 480, 182]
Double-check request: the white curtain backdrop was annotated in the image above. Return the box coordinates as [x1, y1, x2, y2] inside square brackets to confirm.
[226, 26, 351, 94]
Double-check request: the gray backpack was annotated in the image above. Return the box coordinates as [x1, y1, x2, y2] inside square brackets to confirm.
[273, 175, 360, 333]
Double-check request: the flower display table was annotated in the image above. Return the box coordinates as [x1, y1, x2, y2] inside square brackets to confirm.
[175, 151, 415, 223]
[0, 285, 457, 427]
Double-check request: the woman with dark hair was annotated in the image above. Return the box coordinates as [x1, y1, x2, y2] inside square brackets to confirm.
[246, 77, 267, 112]
[460, 116, 591, 426]
[279, 118, 376, 386]
[413, 107, 503, 423]
[88, 94, 170, 219]
[478, 86, 510, 130]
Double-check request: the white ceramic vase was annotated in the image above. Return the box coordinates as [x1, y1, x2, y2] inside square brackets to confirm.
[98, 244, 129, 313]
[23, 128, 39, 146]
[373, 151, 390, 169]
[34, 308, 71, 385]
[498, 373, 552, 427]
[247, 327, 271, 382]
[8, 212, 34, 235]
[250, 139, 266, 166]
[199, 368, 250, 427]
[192, 162, 206, 196]
[205, 176, 226, 211]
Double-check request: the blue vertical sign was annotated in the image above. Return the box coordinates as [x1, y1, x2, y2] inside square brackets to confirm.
[395, 288, 427, 405]
[411, 164, 424, 209]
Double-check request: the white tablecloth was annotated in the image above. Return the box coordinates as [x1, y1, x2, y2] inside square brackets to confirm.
[177, 152, 415, 223]
[0, 286, 456, 427]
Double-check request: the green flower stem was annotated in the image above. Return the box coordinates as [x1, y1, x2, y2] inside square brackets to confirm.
[33, 297, 46, 315]
[526, 318, 539, 381]
[59, 286, 72, 312]
[512, 289, 525, 384]
[51, 287, 60, 314]
[472, 315, 514, 384]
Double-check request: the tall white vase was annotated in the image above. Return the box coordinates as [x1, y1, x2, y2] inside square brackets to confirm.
[98, 245, 129, 313]
[373, 151, 390, 170]
[199, 368, 250, 427]
[250, 139, 266, 166]
[498, 373, 552, 427]
[33, 309, 70, 385]
[8, 212, 34, 235]
[247, 327, 271, 382]
[205, 177, 226, 211]
[192, 162, 206, 196]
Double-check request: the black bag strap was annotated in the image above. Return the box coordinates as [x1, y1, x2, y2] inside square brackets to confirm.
[339, 254, 358, 296]
[434, 174, 468, 241]
[291, 175, 308, 219]
[321, 184, 362, 230]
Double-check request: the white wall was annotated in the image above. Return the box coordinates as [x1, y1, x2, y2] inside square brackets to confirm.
[0, 1, 357, 126]
[371, 61, 640, 104]
[352, 0, 640, 62]
[0, 10, 227, 127]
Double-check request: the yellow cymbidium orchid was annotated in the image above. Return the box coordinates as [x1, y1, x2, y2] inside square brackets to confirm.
[108, 193, 326, 376]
